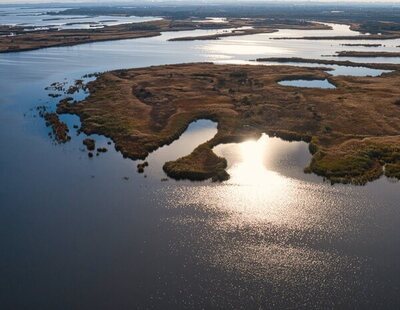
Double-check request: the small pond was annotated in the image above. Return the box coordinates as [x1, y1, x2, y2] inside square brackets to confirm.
[278, 79, 336, 89]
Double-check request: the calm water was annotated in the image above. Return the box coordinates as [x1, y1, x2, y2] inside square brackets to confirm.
[0, 16, 400, 309]
[278, 79, 336, 89]
[0, 7, 160, 30]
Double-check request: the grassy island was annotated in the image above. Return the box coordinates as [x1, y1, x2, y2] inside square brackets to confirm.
[44, 113, 70, 143]
[57, 63, 400, 184]
[340, 44, 382, 47]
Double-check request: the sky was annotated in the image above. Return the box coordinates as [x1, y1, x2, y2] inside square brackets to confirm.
[0, 0, 399, 5]
[0, 0, 399, 3]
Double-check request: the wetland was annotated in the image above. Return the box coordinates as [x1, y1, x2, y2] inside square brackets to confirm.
[1, 3, 400, 309]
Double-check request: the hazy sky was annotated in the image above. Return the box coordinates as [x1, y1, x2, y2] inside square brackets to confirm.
[0, 0, 400, 6]
[0, 0, 399, 3]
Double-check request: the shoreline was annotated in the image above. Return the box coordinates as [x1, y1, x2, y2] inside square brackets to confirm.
[55, 62, 400, 185]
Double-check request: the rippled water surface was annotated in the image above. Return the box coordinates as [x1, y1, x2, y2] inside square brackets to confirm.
[1, 15, 400, 309]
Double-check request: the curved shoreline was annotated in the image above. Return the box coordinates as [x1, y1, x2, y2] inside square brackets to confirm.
[55, 63, 400, 184]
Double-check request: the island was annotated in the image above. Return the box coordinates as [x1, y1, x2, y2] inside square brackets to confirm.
[56, 63, 400, 184]
[340, 43, 382, 47]
[335, 51, 400, 58]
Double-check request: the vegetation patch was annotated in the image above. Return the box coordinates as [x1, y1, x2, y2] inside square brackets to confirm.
[306, 137, 400, 184]
[44, 112, 70, 143]
[83, 138, 95, 151]
[137, 161, 149, 173]
[255, 57, 400, 71]
[335, 51, 400, 58]
[163, 145, 229, 182]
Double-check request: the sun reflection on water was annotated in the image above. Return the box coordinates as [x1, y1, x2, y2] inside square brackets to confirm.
[228, 137, 292, 186]
[209, 134, 315, 225]
[167, 134, 361, 232]
[160, 131, 393, 291]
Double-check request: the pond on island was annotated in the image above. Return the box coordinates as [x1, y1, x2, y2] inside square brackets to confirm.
[278, 78, 336, 89]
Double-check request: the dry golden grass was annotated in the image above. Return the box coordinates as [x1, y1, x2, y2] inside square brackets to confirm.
[58, 63, 400, 183]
